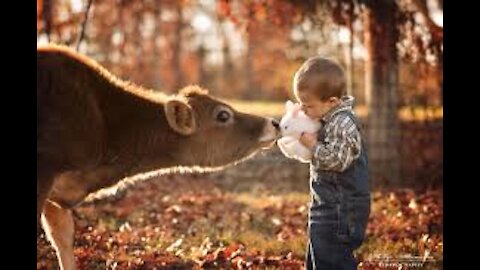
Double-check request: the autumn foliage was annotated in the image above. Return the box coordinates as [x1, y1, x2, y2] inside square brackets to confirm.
[37, 174, 442, 269]
[37, 0, 442, 269]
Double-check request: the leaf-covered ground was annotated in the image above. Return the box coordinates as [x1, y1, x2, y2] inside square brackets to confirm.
[37, 173, 442, 270]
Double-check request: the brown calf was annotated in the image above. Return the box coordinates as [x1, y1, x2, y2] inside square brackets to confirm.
[37, 45, 279, 270]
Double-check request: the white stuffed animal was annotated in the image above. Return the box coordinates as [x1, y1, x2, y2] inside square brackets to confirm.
[277, 100, 322, 163]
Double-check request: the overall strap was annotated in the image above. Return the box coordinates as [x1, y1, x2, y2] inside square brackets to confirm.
[336, 109, 367, 153]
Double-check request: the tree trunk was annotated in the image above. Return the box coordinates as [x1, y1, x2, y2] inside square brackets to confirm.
[363, 0, 400, 185]
[198, 44, 207, 88]
[346, 21, 354, 97]
[244, 12, 256, 99]
[42, 0, 52, 42]
[172, 3, 183, 91]
[244, 32, 255, 99]
[153, 3, 162, 89]
[439, 53, 443, 106]
[221, 22, 233, 96]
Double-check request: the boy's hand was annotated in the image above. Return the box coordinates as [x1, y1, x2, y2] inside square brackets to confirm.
[299, 132, 317, 151]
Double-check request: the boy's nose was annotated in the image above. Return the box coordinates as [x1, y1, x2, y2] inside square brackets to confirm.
[271, 119, 280, 130]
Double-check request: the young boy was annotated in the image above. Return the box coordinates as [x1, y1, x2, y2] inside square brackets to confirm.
[295, 56, 371, 270]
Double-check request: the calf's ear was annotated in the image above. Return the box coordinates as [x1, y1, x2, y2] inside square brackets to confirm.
[164, 98, 197, 135]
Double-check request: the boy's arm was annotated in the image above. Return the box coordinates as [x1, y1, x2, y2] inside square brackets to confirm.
[312, 114, 362, 172]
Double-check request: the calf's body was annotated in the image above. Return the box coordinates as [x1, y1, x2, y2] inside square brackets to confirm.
[37, 45, 278, 270]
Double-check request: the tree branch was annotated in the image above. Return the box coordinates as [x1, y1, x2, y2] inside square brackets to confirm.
[76, 0, 94, 51]
[42, 0, 52, 42]
[411, 0, 443, 43]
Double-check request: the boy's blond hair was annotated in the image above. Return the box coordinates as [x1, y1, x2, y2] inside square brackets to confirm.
[293, 56, 346, 101]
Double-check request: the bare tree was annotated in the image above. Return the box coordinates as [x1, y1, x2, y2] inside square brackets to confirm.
[172, 2, 184, 91]
[41, 0, 52, 42]
[363, 0, 400, 184]
[76, 0, 94, 51]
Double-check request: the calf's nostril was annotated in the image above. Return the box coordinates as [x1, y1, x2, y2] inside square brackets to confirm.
[271, 119, 280, 130]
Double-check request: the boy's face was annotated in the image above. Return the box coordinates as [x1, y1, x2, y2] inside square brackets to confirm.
[296, 91, 340, 121]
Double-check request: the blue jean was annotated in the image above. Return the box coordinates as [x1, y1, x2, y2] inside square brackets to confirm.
[305, 199, 370, 270]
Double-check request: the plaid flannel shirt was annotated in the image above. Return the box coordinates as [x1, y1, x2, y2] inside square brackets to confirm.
[312, 95, 362, 172]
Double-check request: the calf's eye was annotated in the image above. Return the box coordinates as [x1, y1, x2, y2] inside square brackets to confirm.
[216, 110, 230, 123]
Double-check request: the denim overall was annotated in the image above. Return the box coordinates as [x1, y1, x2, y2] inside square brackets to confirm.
[306, 110, 371, 270]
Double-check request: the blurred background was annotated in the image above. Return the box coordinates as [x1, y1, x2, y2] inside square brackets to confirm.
[37, 0, 443, 269]
[37, 0, 443, 187]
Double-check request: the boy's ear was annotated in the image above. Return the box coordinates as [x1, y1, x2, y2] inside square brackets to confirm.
[329, 96, 340, 104]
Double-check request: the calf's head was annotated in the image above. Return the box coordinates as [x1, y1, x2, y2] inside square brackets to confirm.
[164, 86, 280, 169]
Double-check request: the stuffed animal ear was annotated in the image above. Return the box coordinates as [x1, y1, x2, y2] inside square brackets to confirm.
[164, 98, 197, 135]
[285, 100, 294, 111]
[297, 108, 306, 117]
[292, 103, 301, 117]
